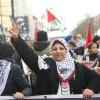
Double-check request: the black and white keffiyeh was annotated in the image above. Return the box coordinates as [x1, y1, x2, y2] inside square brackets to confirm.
[0, 60, 11, 95]
[52, 38, 75, 95]
[37, 38, 76, 95]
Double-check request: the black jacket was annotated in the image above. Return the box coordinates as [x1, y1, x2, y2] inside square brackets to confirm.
[11, 36, 100, 95]
[1, 58, 32, 96]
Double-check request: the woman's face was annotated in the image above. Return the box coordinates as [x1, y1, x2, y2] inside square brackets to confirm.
[89, 43, 98, 54]
[96, 40, 100, 45]
[51, 43, 67, 61]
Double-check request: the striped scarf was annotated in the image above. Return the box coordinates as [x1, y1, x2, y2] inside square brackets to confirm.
[0, 60, 11, 95]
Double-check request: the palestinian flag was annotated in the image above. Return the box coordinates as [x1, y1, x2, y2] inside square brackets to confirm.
[47, 9, 62, 31]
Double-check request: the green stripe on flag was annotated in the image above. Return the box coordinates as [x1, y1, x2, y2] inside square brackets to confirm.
[50, 20, 58, 25]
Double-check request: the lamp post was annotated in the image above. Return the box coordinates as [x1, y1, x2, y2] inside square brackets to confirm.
[0, 0, 3, 32]
[11, 0, 14, 18]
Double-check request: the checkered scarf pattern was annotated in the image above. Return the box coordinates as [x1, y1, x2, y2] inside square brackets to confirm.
[52, 38, 75, 95]
[0, 60, 11, 95]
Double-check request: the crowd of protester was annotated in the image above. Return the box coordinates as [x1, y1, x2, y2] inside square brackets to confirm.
[0, 20, 100, 100]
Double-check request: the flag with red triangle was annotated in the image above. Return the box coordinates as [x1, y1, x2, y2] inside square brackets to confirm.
[47, 9, 63, 31]
[47, 9, 61, 23]
[85, 21, 92, 48]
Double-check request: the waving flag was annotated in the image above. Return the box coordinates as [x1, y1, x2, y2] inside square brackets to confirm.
[85, 21, 92, 48]
[47, 9, 62, 31]
[47, 9, 61, 23]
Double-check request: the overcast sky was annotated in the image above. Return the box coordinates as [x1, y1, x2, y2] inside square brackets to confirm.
[26, 0, 100, 31]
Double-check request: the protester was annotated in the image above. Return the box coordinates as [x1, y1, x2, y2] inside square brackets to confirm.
[9, 21, 100, 100]
[33, 30, 51, 94]
[82, 42, 99, 69]
[33, 30, 50, 56]
[83, 42, 98, 61]
[67, 34, 85, 62]
[68, 39, 77, 59]
[76, 34, 84, 48]
[0, 42, 32, 99]
[92, 35, 100, 49]
[65, 35, 72, 42]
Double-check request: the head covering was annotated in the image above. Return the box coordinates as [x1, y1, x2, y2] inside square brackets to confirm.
[33, 31, 50, 51]
[51, 38, 75, 95]
[65, 35, 72, 42]
[51, 38, 69, 50]
[0, 43, 14, 59]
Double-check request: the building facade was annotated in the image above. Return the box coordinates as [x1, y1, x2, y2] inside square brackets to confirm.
[0, 0, 12, 33]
